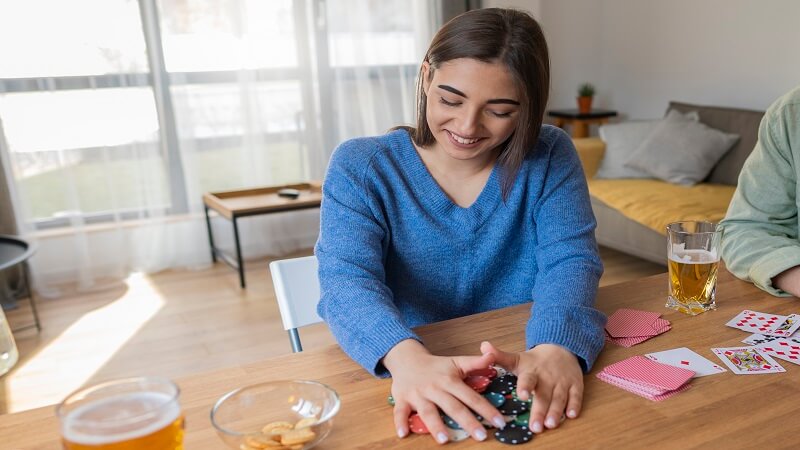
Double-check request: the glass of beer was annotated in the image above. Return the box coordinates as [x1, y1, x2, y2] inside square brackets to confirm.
[666, 221, 721, 315]
[56, 376, 184, 450]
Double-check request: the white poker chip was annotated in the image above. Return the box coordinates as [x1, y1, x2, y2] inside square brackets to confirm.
[447, 428, 470, 442]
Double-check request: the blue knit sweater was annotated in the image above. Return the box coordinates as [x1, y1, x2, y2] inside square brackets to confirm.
[315, 126, 606, 377]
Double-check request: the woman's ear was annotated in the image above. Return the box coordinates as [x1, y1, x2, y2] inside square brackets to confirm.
[421, 61, 431, 94]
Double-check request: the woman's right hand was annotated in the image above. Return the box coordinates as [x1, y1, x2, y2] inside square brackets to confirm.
[382, 339, 506, 444]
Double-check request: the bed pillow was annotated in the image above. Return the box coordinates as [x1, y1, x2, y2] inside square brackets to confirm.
[624, 110, 740, 185]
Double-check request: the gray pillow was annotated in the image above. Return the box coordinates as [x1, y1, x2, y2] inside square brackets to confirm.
[624, 110, 740, 185]
[595, 111, 699, 179]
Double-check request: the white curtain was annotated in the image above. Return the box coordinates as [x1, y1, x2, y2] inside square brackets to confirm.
[0, 0, 441, 293]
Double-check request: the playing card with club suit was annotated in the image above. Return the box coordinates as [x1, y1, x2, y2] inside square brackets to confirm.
[725, 310, 795, 337]
[711, 346, 786, 374]
[645, 347, 726, 377]
[741, 333, 800, 346]
[757, 338, 800, 365]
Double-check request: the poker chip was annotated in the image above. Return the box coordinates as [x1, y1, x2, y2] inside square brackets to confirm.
[447, 428, 470, 442]
[498, 398, 529, 415]
[486, 374, 518, 396]
[467, 366, 498, 378]
[387, 395, 395, 406]
[494, 365, 509, 377]
[513, 411, 530, 426]
[483, 391, 506, 407]
[465, 375, 491, 393]
[408, 413, 429, 434]
[443, 414, 462, 430]
[494, 423, 534, 445]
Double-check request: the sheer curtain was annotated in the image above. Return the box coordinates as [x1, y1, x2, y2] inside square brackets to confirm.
[0, 0, 441, 292]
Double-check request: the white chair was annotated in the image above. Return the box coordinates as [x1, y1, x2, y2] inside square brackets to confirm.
[268, 255, 322, 352]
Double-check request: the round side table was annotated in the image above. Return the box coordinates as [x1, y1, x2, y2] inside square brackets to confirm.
[0, 235, 41, 333]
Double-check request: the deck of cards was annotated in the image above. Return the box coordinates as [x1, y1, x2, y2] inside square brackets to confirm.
[725, 310, 800, 337]
[597, 356, 694, 401]
[713, 309, 800, 372]
[604, 308, 671, 347]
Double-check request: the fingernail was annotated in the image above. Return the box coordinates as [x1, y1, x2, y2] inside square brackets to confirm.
[475, 428, 487, 441]
[437, 432, 449, 443]
[397, 427, 407, 438]
[545, 417, 556, 428]
[567, 409, 577, 418]
[493, 416, 506, 429]
[518, 389, 530, 400]
[532, 421, 543, 433]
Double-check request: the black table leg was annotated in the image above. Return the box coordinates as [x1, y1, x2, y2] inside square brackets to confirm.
[22, 262, 41, 332]
[232, 216, 246, 288]
[204, 205, 217, 263]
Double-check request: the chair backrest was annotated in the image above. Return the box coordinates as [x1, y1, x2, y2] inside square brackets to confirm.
[269, 255, 322, 332]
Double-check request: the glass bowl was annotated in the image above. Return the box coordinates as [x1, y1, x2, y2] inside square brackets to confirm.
[210, 380, 340, 450]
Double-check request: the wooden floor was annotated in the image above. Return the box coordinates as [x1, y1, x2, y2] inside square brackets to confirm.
[0, 246, 664, 414]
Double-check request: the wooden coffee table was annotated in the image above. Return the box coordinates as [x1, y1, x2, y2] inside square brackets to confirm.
[203, 182, 322, 288]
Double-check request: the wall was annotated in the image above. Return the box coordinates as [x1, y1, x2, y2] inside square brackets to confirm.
[487, 0, 800, 119]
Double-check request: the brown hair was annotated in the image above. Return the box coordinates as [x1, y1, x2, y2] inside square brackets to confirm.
[408, 8, 550, 199]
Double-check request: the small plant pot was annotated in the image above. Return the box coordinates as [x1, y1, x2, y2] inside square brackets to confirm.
[577, 96, 593, 114]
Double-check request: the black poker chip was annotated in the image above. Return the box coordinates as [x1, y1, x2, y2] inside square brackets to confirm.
[486, 374, 517, 396]
[494, 423, 534, 445]
[498, 398, 529, 415]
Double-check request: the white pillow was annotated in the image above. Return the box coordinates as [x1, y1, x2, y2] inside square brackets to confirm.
[595, 111, 699, 179]
[624, 110, 740, 185]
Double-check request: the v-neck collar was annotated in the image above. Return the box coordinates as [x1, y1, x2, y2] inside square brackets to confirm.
[391, 129, 503, 227]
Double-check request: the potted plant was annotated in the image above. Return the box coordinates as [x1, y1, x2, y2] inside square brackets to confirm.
[577, 83, 595, 114]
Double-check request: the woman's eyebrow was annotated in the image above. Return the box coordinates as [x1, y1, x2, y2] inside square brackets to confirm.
[437, 84, 519, 105]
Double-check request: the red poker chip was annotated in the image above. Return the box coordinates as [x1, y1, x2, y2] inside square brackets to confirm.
[408, 413, 429, 434]
[465, 375, 491, 393]
[466, 367, 498, 379]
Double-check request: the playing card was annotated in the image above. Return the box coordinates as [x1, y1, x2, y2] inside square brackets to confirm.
[741, 333, 781, 346]
[645, 347, 726, 377]
[605, 309, 663, 338]
[603, 356, 695, 390]
[596, 372, 690, 401]
[711, 346, 786, 374]
[757, 338, 800, 365]
[725, 310, 793, 337]
[771, 314, 800, 336]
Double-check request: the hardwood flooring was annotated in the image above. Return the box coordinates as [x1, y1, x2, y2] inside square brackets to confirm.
[0, 246, 664, 414]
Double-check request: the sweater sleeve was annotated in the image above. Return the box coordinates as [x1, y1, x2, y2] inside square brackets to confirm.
[720, 99, 800, 296]
[525, 130, 607, 372]
[315, 141, 420, 377]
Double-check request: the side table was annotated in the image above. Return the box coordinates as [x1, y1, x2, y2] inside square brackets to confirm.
[548, 108, 618, 138]
[0, 235, 41, 333]
[203, 182, 322, 288]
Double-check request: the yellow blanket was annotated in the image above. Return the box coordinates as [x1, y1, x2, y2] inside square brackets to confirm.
[587, 179, 736, 235]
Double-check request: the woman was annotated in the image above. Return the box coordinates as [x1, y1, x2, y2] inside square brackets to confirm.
[315, 8, 606, 444]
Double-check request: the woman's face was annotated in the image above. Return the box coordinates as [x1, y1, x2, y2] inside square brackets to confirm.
[422, 58, 521, 163]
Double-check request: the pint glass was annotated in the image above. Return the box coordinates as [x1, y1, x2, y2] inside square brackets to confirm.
[57, 377, 184, 450]
[666, 221, 721, 315]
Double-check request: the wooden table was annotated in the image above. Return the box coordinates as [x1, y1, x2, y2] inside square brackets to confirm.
[203, 182, 322, 288]
[548, 108, 618, 138]
[2, 268, 799, 449]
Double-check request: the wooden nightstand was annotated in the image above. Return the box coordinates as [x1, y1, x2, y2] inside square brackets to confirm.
[548, 108, 618, 137]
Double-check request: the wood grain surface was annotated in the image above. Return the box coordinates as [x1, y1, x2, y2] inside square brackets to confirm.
[1, 267, 797, 449]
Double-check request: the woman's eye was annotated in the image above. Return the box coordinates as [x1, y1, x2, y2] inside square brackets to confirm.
[439, 97, 459, 107]
[491, 111, 513, 118]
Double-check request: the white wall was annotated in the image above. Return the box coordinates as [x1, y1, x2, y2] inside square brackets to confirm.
[488, 0, 800, 120]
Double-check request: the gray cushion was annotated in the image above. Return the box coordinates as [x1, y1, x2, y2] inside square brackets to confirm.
[596, 111, 698, 179]
[668, 102, 764, 185]
[625, 110, 740, 186]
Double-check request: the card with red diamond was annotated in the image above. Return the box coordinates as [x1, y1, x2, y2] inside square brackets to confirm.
[645, 347, 726, 377]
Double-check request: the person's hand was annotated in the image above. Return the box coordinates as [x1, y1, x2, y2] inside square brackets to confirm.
[382, 339, 507, 444]
[480, 341, 583, 434]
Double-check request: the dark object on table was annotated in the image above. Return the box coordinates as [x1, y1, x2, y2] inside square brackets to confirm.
[0, 235, 41, 332]
[548, 108, 618, 138]
[277, 188, 301, 199]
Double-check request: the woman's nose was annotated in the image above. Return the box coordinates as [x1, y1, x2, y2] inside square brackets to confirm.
[454, 109, 481, 136]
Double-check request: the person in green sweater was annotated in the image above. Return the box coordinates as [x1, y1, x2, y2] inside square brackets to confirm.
[720, 85, 800, 296]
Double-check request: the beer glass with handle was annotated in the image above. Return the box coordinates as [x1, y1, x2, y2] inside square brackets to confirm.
[666, 221, 721, 315]
[57, 376, 184, 450]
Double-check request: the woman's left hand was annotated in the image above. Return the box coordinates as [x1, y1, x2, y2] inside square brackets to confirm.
[480, 341, 583, 434]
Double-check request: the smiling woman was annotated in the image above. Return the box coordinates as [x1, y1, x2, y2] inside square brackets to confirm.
[315, 7, 606, 447]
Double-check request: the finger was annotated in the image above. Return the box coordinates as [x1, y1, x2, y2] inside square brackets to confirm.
[417, 403, 450, 445]
[430, 389, 490, 441]
[528, 383, 551, 434]
[565, 383, 583, 419]
[480, 341, 518, 371]
[452, 352, 495, 377]
[447, 381, 506, 431]
[393, 401, 412, 438]
[544, 384, 568, 429]
[514, 368, 538, 402]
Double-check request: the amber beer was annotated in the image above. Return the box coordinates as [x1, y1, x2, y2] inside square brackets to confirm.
[58, 378, 184, 450]
[668, 249, 719, 314]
